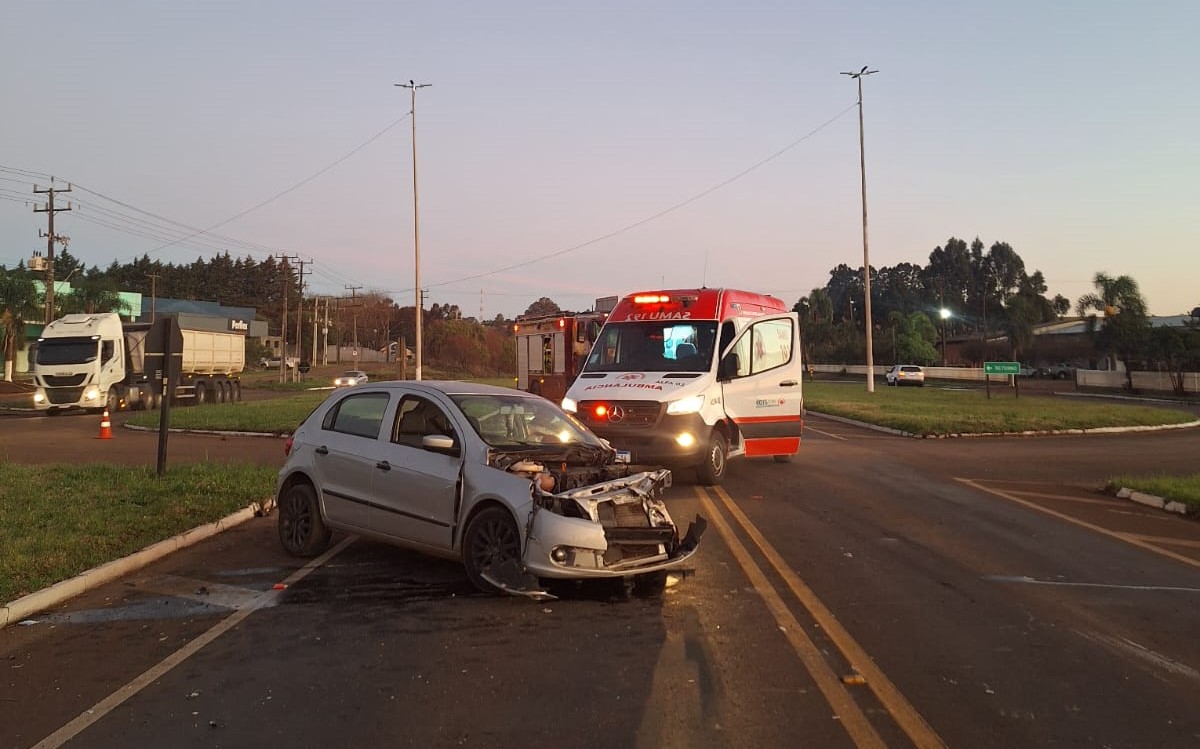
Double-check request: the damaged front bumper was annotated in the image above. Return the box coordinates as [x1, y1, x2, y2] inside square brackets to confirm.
[520, 468, 706, 581]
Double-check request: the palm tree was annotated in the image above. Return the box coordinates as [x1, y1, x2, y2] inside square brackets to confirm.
[57, 278, 131, 317]
[0, 271, 42, 382]
[1076, 272, 1149, 390]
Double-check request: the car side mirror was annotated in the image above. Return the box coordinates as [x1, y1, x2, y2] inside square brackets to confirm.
[718, 352, 739, 381]
[422, 434, 459, 456]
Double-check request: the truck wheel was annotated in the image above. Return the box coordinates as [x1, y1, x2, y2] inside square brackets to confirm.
[233, 382, 242, 401]
[195, 383, 208, 406]
[105, 388, 119, 414]
[696, 429, 727, 486]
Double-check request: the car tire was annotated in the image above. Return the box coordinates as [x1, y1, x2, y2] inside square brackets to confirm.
[696, 429, 727, 486]
[278, 482, 331, 557]
[462, 506, 523, 595]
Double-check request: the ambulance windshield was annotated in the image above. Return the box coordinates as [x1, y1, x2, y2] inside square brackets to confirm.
[583, 322, 717, 373]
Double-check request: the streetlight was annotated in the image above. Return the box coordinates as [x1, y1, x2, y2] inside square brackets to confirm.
[842, 66, 877, 393]
[939, 308, 951, 366]
[396, 79, 431, 380]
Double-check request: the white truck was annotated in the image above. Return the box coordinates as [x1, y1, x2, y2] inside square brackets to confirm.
[31, 312, 245, 414]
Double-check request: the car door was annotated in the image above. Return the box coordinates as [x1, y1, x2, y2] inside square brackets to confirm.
[311, 391, 398, 531]
[718, 313, 804, 457]
[370, 395, 462, 550]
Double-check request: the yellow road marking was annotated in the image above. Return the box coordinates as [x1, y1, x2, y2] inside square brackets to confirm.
[1003, 490, 1119, 506]
[33, 536, 357, 749]
[958, 478, 1200, 571]
[710, 486, 949, 749]
[693, 488, 887, 749]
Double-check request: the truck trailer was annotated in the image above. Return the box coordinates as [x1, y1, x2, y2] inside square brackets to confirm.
[31, 312, 245, 414]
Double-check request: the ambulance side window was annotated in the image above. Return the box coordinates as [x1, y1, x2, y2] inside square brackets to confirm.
[727, 318, 794, 379]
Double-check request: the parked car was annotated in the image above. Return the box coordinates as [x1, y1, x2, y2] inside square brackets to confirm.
[885, 364, 925, 387]
[333, 370, 369, 387]
[274, 381, 705, 598]
[1038, 363, 1075, 380]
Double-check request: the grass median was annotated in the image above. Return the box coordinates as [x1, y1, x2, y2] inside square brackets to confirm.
[1105, 474, 1200, 513]
[804, 380, 1197, 436]
[0, 462, 277, 603]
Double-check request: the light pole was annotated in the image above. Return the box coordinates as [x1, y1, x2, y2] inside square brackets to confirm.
[396, 79, 431, 380]
[939, 308, 951, 366]
[842, 66, 877, 393]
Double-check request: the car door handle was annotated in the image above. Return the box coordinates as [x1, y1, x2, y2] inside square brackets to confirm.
[314, 446, 329, 455]
[376, 461, 391, 471]
[779, 380, 799, 387]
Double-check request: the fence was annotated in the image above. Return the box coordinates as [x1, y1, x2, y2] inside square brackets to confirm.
[811, 364, 1200, 395]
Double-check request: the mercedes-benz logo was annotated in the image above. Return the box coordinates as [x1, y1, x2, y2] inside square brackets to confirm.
[608, 405, 625, 423]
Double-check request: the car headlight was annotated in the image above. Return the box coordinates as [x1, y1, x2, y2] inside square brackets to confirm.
[666, 394, 705, 415]
[561, 397, 577, 413]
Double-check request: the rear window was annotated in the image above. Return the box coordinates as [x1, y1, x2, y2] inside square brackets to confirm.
[901, 366, 921, 373]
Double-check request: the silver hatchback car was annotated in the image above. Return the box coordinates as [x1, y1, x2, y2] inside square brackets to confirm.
[275, 381, 705, 598]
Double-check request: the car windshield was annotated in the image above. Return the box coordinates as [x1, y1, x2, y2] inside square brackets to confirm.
[35, 337, 99, 365]
[341, 371, 363, 377]
[582, 321, 718, 373]
[450, 393, 604, 449]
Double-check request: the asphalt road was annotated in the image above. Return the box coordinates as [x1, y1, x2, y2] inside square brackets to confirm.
[3, 403, 1200, 748]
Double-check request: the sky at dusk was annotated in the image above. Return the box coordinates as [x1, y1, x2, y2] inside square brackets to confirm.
[2, 1, 1197, 320]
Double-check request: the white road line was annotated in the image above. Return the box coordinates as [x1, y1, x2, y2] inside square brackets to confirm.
[32, 536, 356, 749]
[1077, 630, 1200, 683]
[805, 426, 848, 441]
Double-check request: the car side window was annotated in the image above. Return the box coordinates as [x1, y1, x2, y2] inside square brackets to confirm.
[729, 318, 794, 379]
[322, 392, 390, 439]
[391, 396, 457, 450]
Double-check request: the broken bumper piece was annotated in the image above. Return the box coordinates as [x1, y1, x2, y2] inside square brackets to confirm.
[521, 469, 706, 582]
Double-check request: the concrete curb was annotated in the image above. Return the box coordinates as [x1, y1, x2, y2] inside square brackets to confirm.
[0, 497, 276, 631]
[1114, 487, 1192, 516]
[808, 410, 1200, 439]
[123, 423, 289, 438]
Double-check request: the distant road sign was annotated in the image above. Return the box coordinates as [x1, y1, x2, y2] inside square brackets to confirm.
[984, 361, 1020, 375]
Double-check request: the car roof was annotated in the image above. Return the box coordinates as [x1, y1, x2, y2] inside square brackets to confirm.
[349, 380, 534, 399]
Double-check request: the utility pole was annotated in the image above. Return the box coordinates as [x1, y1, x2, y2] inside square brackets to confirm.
[148, 273, 160, 323]
[33, 179, 73, 323]
[294, 259, 309, 382]
[345, 285, 362, 368]
[396, 79, 431, 380]
[841, 66, 877, 393]
[279, 255, 300, 382]
[322, 297, 331, 366]
[312, 296, 320, 369]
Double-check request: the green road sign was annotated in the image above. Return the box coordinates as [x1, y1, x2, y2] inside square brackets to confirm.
[984, 361, 1020, 375]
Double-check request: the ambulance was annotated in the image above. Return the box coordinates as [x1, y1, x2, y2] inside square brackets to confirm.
[561, 288, 804, 485]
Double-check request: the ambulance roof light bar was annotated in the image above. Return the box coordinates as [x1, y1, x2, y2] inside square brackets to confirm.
[633, 294, 671, 304]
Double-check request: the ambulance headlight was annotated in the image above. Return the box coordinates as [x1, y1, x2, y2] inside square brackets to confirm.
[666, 394, 704, 415]
[83, 385, 101, 402]
[561, 397, 577, 413]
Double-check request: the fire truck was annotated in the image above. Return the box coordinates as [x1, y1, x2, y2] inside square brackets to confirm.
[562, 288, 804, 485]
[514, 299, 614, 403]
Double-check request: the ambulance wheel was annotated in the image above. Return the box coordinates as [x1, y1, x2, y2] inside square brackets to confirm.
[696, 429, 727, 486]
[773, 454, 793, 463]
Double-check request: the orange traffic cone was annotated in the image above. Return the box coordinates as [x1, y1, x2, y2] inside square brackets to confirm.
[98, 409, 113, 440]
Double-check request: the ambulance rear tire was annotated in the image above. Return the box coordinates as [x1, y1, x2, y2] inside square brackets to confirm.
[696, 430, 727, 486]
[773, 454, 793, 463]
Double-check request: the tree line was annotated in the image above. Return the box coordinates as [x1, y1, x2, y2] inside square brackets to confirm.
[793, 236, 1200, 394]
